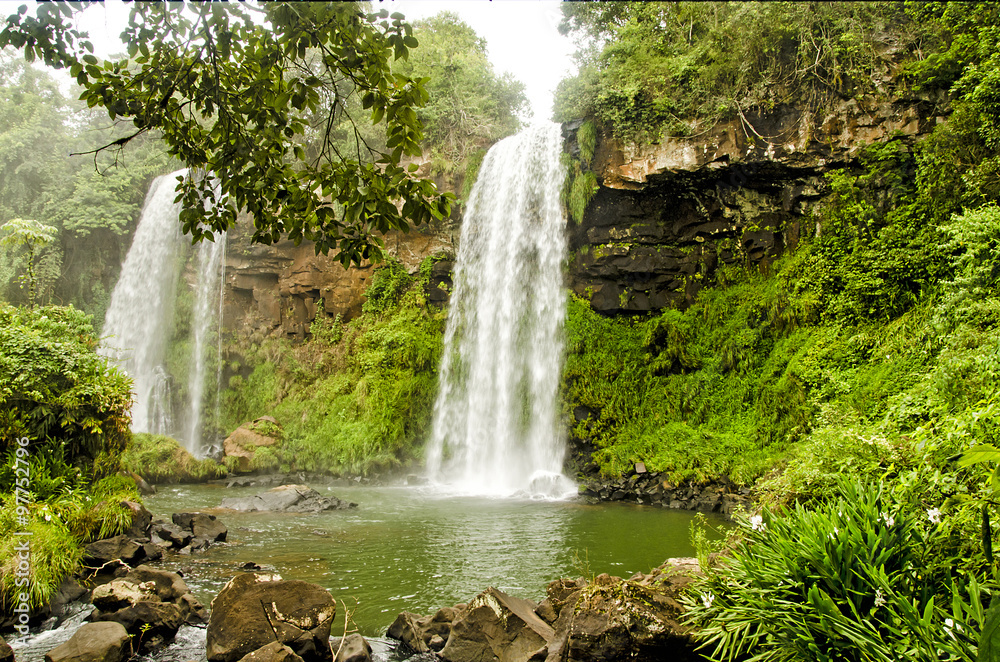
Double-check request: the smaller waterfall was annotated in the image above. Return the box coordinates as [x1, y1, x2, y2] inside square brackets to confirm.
[99, 170, 185, 435]
[101, 169, 226, 455]
[184, 233, 226, 456]
[426, 123, 575, 498]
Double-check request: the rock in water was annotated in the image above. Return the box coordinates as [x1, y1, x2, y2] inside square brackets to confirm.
[236, 642, 305, 662]
[332, 634, 372, 662]
[88, 565, 207, 653]
[44, 622, 130, 662]
[206, 573, 336, 662]
[219, 484, 356, 513]
[0, 636, 14, 662]
[172, 512, 228, 541]
[440, 588, 554, 662]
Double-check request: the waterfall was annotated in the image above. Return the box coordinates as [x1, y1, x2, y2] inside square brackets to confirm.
[99, 170, 185, 436]
[426, 123, 575, 498]
[100, 169, 225, 456]
[184, 232, 226, 455]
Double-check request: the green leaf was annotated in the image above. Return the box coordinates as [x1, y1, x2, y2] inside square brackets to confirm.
[960, 445, 1000, 467]
[980, 599, 1000, 662]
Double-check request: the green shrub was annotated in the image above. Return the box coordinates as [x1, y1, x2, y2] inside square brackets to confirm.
[685, 478, 983, 661]
[568, 170, 598, 224]
[0, 304, 132, 473]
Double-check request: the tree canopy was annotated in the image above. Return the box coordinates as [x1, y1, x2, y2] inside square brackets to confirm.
[0, 2, 454, 267]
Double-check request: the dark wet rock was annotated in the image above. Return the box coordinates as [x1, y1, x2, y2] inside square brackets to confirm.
[237, 642, 305, 662]
[83, 535, 145, 568]
[172, 512, 228, 541]
[439, 588, 554, 662]
[332, 634, 372, 662]
[0, 635, 13, 662]
[390, 561, 700, 662]
[121, 500, 153, 538]
[219, 484, 356, 513]
[151, 520, 193, 548]
[565, 572, 698, 662]
[47, 577, 89, 618]
[44, 622, 129, 662]
[88, 565, 207, 653]
[206, 573, 336, 662]
[128, 471, 157, 496]
[386, 612, 430, 655]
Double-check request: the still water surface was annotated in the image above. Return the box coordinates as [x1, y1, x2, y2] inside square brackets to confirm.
[145, 483, 728, 636]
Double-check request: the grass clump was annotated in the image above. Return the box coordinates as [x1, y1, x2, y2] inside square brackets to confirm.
[122, 433, 226, 484]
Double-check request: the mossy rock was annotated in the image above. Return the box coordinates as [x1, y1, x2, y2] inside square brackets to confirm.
[223, 417, 284, 474]
[123, 434, 226, 484]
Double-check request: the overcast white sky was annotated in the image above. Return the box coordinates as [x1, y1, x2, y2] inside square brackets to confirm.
[69, 0, 576, 122]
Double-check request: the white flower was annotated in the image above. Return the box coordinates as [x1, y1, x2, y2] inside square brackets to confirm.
[701, 592, 715, 609]
[749, 514, 766, 532]
[927, 508, 942, 524]
[44, 513, 51, 522]
[880, 512, 895, 527]
[944, 617, 958, 636]
[873, 589, 886, 608]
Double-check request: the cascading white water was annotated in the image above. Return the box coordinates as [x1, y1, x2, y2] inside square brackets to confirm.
[101, 168, 225, 455]
[99, 170, 186, 435]
[184, 232, 226, 456]
[425, 123, 575, 498]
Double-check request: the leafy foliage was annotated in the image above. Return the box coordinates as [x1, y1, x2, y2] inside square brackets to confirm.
[0, 304, 131, 472]
[685, 479, 985, 662]
[555, 3, 921, 143]
[1, 3, 453, 266]
[394, 12, 528, 166]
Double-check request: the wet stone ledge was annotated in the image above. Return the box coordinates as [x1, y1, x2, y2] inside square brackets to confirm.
[576, 468, 750, 518]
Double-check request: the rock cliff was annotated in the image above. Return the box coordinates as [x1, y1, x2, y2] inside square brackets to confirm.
[566, 92, 948, 313]
[222, 155, 462, 339]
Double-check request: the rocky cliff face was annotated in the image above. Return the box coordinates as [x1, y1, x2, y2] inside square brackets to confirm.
[566, 92, 948, 313]
[222, 156, 461, 339]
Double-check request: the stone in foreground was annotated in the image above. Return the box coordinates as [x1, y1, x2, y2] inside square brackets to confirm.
[206, 573, 336, 662]
[44, 622, 129, 662]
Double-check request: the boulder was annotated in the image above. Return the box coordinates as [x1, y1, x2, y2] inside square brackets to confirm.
[121, 500, 153, 538]
[439, 588, 554, 662]
[0, 636, 13, 662]
[386, 612, 429, 654]
[44, 622, 129, 662]
[172, 512, 228, 541]
[83, 535, 146, 568]
[237, 643, 305, 662]
[223, 418, 283, 473]
[219, 485, 356, 513]
[332, 634, 372, 662]
[88, 565, 207, 652]
[563, 571, 699, 662]
[206, 573, 336, 662]
[151, 520, 193, 548]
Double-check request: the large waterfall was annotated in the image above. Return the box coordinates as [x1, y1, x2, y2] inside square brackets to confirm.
[426, 123, 574, 498]
[100, 169, 226, 456]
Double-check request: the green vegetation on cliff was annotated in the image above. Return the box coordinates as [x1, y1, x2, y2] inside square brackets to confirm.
[221, 257, 446, 475]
